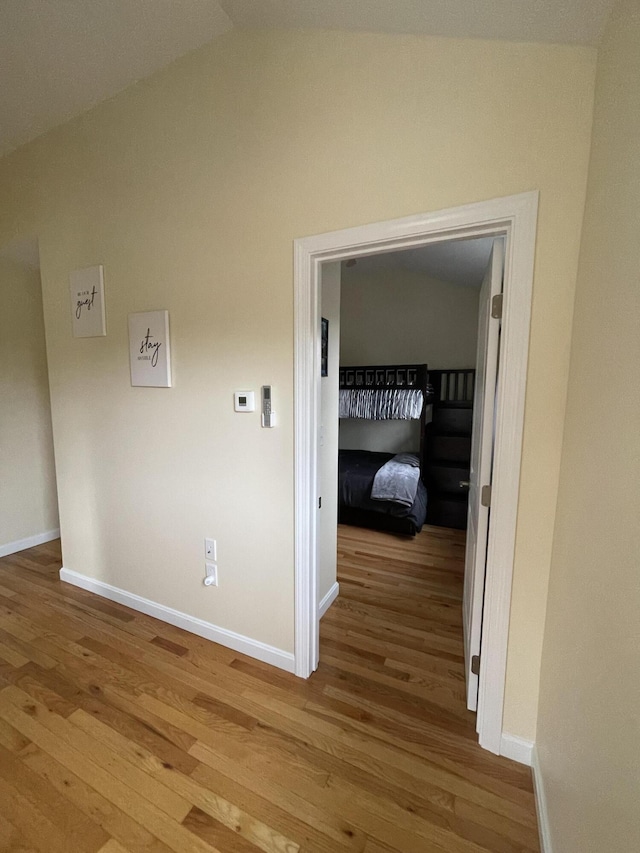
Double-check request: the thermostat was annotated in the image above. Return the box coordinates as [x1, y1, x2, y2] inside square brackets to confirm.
[234, 391, 255, 412]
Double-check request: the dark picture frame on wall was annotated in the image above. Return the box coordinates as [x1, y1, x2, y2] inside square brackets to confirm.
[321, 317, 329, 377]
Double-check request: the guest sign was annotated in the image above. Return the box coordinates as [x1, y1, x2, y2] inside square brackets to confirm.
[70, 265, 106, 337]
[128, 310, 172, 387]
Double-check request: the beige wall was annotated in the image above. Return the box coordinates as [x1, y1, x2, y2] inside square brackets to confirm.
[0, 256, 59, 548]
[537, 0, 640, 848]
[339, 264, 479, 453]
[319, 262, 341, 603]
[0, 29, 596, 740]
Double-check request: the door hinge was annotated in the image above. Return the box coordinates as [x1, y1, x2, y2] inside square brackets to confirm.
[471, 655, 481, 676]
[491, 293, 503, 320]
[318, 496, 322, 509]
[481, 484, 492, 507]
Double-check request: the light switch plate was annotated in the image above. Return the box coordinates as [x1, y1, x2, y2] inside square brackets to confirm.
[205, 538, 216, 560]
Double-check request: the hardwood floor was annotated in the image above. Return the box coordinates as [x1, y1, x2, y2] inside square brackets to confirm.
[0, 528, 540, 853]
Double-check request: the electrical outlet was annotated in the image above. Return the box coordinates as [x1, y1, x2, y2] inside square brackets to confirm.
[204, 562, 218, 587]
[205, 538, 216, 560]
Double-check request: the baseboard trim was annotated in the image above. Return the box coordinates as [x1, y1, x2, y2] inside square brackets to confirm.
[500, 732, 533, 766]
[532, 746, 553, 853]
[318, 582, 339, 618]
[59, 567, 295, 674]
[0, 528, 60, 559]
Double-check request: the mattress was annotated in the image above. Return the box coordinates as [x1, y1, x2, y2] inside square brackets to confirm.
[338, 449, 428, 535]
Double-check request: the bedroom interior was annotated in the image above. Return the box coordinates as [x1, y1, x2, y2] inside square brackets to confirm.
[331, 240, 488, 534]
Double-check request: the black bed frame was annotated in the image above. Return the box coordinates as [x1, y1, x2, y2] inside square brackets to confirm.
[339, 363, 430, 477]
[338, 364, 477, 533]
[338, 364, 429, 392]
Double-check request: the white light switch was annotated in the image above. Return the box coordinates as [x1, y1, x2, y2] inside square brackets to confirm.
[234, 391, 255, 412]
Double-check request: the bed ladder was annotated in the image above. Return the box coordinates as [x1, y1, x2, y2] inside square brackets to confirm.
[425, 369, 475, 530]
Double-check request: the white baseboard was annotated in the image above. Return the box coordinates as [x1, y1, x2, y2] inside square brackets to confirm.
[59, 567, 295, 674]
[532, 746, 553, 853]
[500, 732, 533, 766]
[0, 528, 60, 559]
[318, 582, 339, 619]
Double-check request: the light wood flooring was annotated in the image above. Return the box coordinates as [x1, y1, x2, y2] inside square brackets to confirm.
[0, 526, 539, 853]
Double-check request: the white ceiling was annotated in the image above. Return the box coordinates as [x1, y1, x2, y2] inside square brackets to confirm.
[345, 237, 495, 288]
[0, 0, 615, 158]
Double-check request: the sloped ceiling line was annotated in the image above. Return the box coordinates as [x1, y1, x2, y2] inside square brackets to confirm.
[0, 0, 612, 157]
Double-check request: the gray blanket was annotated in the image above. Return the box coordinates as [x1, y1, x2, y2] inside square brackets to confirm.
[371, 453, 421, 507]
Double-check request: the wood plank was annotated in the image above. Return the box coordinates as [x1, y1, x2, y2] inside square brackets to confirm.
[0, 772, 79, 853]
[0, 690, 216, 853]
[191, 746, 365, 850]
[1, 685, 192, 822]
[191, 763, 363, 853]
[0, 715, 31, 752]
[22, 747, 173, 853]
[0, 742, 109, 853]
[0, 809, 40, 853]
[183, 808, 264, 853]
[97, 840, 135, 853]
[15, 661, 199, 774]
[0, 626, 57, 670]
[150, 636, 189, 657]
[68, 709, 300, 853]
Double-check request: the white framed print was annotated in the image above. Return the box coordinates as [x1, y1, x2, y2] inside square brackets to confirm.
[128, 310, 172, 387]
[70, 265, 106, 337]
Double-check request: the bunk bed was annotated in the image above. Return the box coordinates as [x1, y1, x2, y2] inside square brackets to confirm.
[338, 364, 431, 535]
[337, 364, 477, 535]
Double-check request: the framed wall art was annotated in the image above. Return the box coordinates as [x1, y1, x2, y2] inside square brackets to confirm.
[70, 265, 106, 337]
[321, 317, 329, 377]
[128, 310, 172, 387]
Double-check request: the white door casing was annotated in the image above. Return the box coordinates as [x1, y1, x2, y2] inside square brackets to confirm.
[463, 239, 504, 713]
[294, 191, 538, 754]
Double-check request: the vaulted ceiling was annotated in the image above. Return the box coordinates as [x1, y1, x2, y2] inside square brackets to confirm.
[0, 0, 615, 157]
[346, 238, 495, 288]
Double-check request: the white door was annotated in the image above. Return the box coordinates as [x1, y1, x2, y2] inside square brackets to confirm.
[463, 239, 503, 712]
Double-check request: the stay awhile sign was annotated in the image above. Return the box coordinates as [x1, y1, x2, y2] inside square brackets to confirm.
[128, 310, 172, 387]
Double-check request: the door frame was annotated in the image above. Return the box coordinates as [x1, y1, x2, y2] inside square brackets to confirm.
[293, 191, 538, 754]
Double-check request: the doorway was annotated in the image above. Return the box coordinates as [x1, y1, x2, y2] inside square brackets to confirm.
[294, 192, 538, 754]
